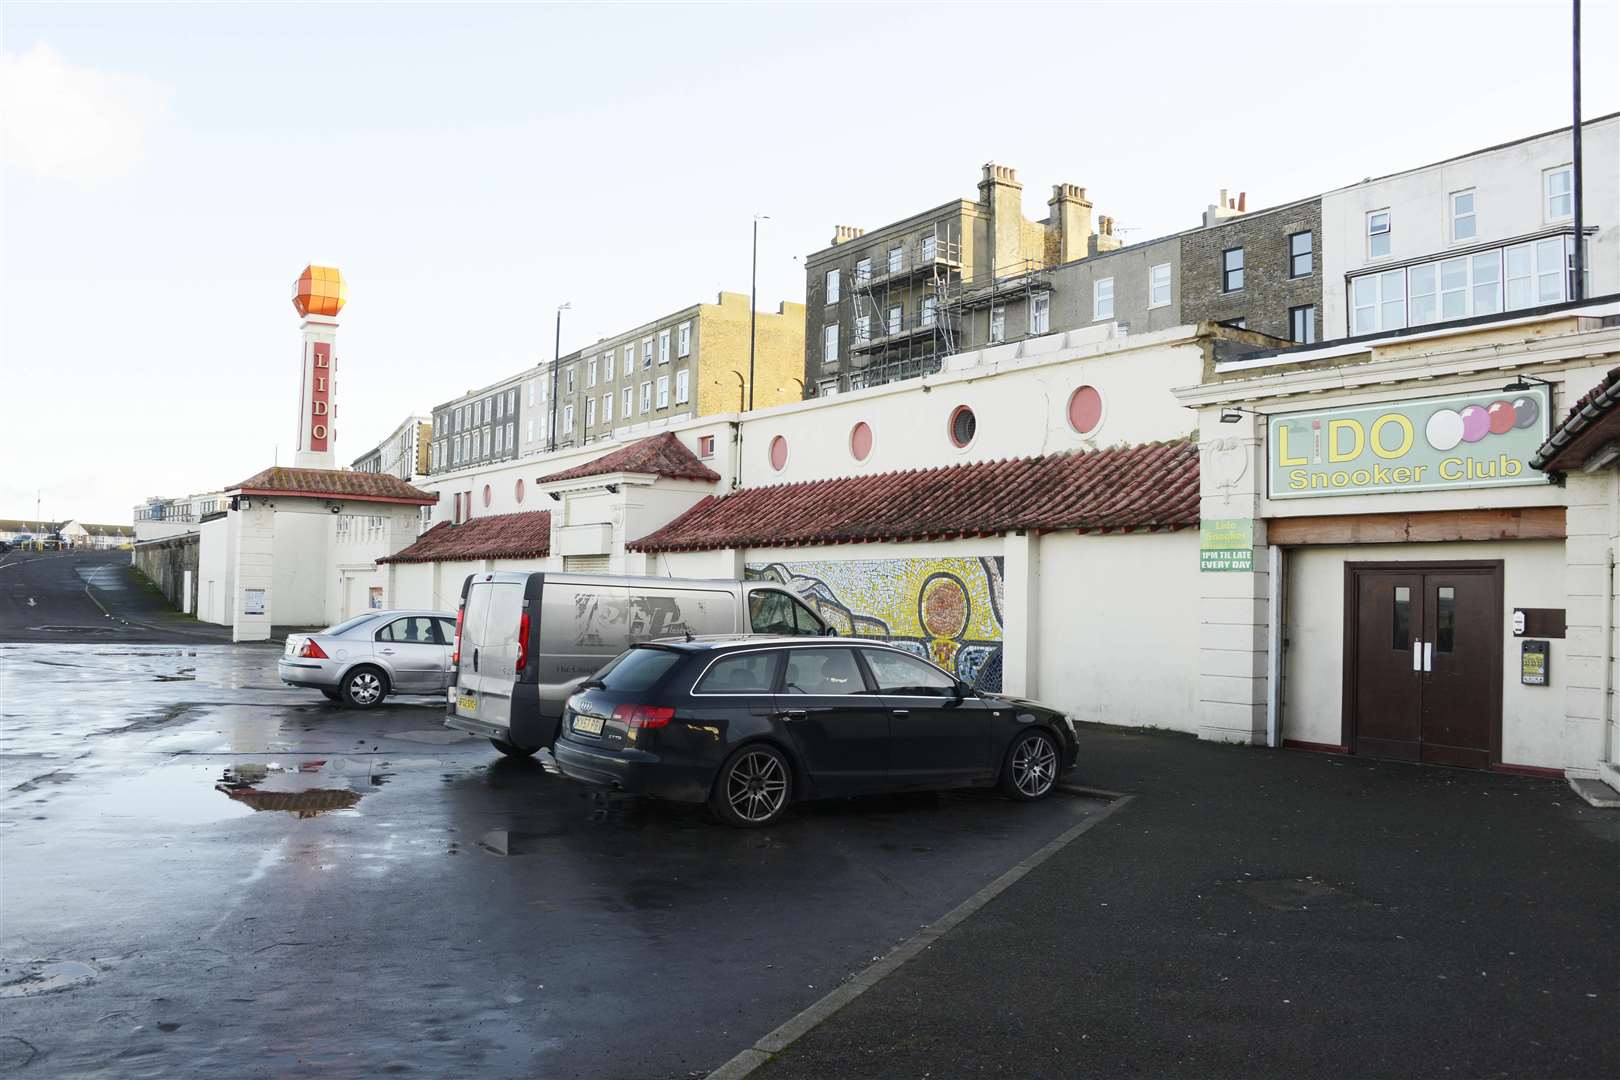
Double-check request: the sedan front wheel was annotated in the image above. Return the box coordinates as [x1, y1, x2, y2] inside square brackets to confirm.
[710, 744, 792, 828]
[1001, 729, 1060, 801]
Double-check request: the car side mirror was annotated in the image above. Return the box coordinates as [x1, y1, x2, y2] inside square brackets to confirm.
[953, 680, 974, 699]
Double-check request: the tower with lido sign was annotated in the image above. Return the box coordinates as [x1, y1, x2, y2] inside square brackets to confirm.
[292, 265, 346, 468]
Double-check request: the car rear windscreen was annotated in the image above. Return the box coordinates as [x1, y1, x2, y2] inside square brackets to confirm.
[596, 647, 683, 692]
[323, 614, 377, 636]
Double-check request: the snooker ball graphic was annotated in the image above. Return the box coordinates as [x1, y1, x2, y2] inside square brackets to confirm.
[1425, 409, 1465, 452]
[1425, 397, 1541, 452]
[1512, 395, 1540, 429]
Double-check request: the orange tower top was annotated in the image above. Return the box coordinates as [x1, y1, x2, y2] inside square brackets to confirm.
[292, 264, 345, 317]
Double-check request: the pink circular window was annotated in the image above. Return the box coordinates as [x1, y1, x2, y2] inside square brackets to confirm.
[850, 422, 873, 461]
[482, 484, 492, 508]
[1068, 385, 1103, 434]
[769, 435, 789, 471]
[948, 405, 977, 448]
[514, 478, 525, 504]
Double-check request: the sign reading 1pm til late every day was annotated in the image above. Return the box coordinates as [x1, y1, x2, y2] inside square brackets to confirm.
[1267, 385, 1550, 499]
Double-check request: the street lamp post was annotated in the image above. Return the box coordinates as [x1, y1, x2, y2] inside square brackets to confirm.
[549, 301, 570, 452]
[1572, 0, 1585, 300]
[748, 214, 769, 412]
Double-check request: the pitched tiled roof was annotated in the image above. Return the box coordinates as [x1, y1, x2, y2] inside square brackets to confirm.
[1532, 365, 1620, 470]
[536, 432, 721, 485]
[377, 510, 552, 564]
[230, 466, 437, 505]
[628, 439, 1199, 553]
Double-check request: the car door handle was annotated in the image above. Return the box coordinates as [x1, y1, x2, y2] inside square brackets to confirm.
[379, 648, 395, 655]
[891, 709, 910, 717]
[778, 709, 808, 721]
[472, 647, 479, 672]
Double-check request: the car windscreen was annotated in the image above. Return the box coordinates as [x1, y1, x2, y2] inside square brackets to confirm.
[594, 647, 683, 693]
[324, 614, 377, 636]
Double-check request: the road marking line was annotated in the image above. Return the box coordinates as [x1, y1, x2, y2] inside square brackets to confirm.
[705, 792, 1136, 1080]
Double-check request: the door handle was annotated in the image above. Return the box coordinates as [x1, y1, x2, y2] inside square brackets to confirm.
[1423, 642, 1433, 672]
[891, 709, 910, 717]
[778, 709, 808, 721]
[380, 648, 395, 655]
[1412, 642, 1421, 671]
[472, 647, 480, 672]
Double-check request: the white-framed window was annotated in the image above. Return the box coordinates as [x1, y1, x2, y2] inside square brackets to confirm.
[1094, 277, 1115, 320]
[1545, 165, 1573, 221]
[1367, 209, 1392, 258]
[623, 345, 634, 377]
[494, 425, 503, 452]
[507, 389, 515, 412]
[642, 337, 654, 368]
[886, 304, 901, 335]
[887, 246, 902, 274]
[823, 323, 838, 364]
[656, 375, 670, 408]
[472, 400, 481, 424]
[677, 321, 691, 357]
[602, 393, 613, 423]
[855, 313, 871, 343]
[989, 305, 1005, 342]
[640, 381, 652, 413]
[561, 405, 574, 434]
[505, 422, 513, 450]
[527, 381, 535, 407]
[483, 426, 491, 454]
[1450, 190, 1476, 242]
[920, 295, 937, 328]
[496, 394, 504, 419]
[1350, 268, 1407, 333]
[658, 329, 671, 364]
[526, 418, 534, 443]
[1029, 292, 1050, 334]
[622, 386, 632, 417]
[1506, 236, 1566, 307]
[825, 269, 840, 304]
[539, 378, 548, 403]
[586, 397, 596, 427]
[565, 367, 575, 394]
[855, 257, 871, 285]
[1149, 263, 1171, 308]
[675, 368, 690, 404]
[921, 233, 937, 262]
[587, 357, 597, 387]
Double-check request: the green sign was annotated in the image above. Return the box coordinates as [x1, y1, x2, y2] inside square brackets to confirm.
[1267, 386, 1550, 499]
[1201, 517, 1254, 572]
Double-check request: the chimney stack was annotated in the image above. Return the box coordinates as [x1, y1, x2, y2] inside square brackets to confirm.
[1202, 189, 1250, 228]
[979, 163, 1025, 274]
[1046, 183, 1093, 263]
[831, 225, 865, 246]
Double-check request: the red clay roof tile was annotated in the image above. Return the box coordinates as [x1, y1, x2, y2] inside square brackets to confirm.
[231, 466, 437, 505]
[536, 431, 720, 485]
[627, 439, 1199, 553]
[377, 510, 552, 565]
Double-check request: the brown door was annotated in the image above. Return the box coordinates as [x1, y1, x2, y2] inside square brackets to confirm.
[1347, 563, 1502, 768]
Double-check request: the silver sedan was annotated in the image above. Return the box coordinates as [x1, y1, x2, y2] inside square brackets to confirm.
[278, 610, 457, 708]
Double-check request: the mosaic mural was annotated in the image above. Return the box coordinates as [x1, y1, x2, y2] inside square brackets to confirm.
[745, 556, 1005, 691]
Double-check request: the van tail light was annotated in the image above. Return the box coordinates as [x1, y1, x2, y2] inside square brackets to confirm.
[612, 704, 675, 730]
[515, 611, 530, 673]
[452, 606, 464, 665]
[297, 638, 328, 660]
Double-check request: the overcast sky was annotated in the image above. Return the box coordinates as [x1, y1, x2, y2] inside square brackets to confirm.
[2, 0, 1616, 524]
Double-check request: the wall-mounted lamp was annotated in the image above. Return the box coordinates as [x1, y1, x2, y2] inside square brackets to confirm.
[1219, 405, 1264, 424]
[548, 491, 561, 502]
[1502, 373, 1555, 392]
[604, 483, 619, 494]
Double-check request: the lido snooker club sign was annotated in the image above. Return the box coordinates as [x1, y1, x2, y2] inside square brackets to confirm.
[1267, 385, 1550, 499]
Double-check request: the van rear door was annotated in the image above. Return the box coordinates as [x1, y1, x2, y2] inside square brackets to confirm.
[454, 575, 526, 729]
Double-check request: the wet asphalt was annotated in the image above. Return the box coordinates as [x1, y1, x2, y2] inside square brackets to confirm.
[0, 553, 1108, 1078]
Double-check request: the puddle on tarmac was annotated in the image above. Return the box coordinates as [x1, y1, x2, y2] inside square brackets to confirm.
[215, 760, 373, 819]
[0, 959, 98, 998]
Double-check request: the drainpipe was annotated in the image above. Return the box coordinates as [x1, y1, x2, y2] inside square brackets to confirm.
[1606, 470, 1617, 769]
[1267, 543, 1284, 748]
[730, 372, 746, 491]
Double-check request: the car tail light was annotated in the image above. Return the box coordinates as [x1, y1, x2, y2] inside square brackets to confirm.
[515, 611, 530, 673]
[297, 638, 328, 659]
[612, 704, 675, 730]
[452, 606, 464, 665]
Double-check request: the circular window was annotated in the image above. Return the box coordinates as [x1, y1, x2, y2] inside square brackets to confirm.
[1068, 385, 1103, 435]
[948, 405, 977, 448]
[769, 435, 789, 471]
[514, 478, 525, 504]
[482, 484, 492, 508]
[850, 422, 873, 462]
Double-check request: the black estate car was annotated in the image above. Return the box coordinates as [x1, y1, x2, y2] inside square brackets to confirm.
[553, 636, 1078, 827]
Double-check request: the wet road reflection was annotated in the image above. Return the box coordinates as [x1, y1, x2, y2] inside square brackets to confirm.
[1, 644, 1105, 1079]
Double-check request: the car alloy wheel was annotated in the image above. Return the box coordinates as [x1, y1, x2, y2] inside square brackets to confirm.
[347, 670, 384, 707]
[1009, 732, 1058, 799]
[724, 749, 789, 825]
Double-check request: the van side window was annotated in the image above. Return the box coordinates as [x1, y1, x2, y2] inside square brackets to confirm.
[695, 650, 783, 694]
[791, 600, 824, 635]
[748, 591, 798, 635]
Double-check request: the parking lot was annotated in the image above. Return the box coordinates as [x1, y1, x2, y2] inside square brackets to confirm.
[0, 637, 1107, 1078]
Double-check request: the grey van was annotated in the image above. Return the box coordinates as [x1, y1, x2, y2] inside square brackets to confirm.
[443, 572, 827, 757]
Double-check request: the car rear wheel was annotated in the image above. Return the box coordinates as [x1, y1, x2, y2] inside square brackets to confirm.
[1001, 729, 1060, 801]
[490, 739, 538, 759]
[710, 744, 792, 828]
[341, 667, 388, 709]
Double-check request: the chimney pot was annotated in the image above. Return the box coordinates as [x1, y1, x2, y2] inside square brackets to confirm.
[1238, 191, 1247, 212]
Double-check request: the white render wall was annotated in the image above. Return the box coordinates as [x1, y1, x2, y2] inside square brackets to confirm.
[1320, 117, 1619, 337]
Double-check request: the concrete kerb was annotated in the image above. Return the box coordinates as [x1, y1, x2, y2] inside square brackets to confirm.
[705, 789, 1135, 1080]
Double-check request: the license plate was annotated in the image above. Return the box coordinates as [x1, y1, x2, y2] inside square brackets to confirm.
[457, 692, 476, 713]
[572, 713, 605, 736]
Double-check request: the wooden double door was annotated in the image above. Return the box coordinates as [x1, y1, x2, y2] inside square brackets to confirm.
[1346, 562, 1503, 769]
